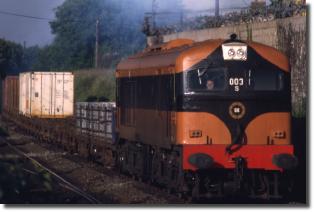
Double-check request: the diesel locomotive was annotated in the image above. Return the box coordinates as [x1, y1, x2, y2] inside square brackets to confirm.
[2, 35, 298, 200]
[115, 34, 297, 198]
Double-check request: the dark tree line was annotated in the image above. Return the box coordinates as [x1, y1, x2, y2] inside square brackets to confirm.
[1, 0, 149, 76]
[34, 0, 149, 71]
[0, 39, 24, 78]
[1, 0, 185, 76]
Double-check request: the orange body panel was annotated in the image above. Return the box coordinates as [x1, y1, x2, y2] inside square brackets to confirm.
[176, 112, 291, 146]
[248, 42, 289, 72]
[116, 39, 290, 79]
[116, 66, 175, 78]
[118, 110, 291, 147]
[175, 112, 231, 145]
[175, 39, 224, 71]
[155, 38, 194, 50]
[245, 112, 291, 145]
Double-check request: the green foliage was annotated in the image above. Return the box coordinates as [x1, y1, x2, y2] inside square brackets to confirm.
[39, 0, 146, 70]
[0, 39, 24, 78]
[74, 69, 116, 102]
[22, 46, 41, 71]
[30, 45, 65, 71]
[1, 0, 149, 72]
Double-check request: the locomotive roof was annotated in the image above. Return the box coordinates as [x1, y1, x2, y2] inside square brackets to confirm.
[116, 38, 289, 78]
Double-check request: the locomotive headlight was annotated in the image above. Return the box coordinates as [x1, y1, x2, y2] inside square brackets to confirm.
[237, 48, 245, 57]
[222, 42, 247, 61]
[228, 48, 236, 57]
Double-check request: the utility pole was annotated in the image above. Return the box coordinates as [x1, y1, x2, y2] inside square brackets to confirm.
[215, 0, 219, 17]
[95, 18, 100, 69]
[152, 0, 158, 33]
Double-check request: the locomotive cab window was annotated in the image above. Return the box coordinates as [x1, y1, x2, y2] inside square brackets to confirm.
[249, 69, 284, 91]
[186, 67, 227, 92]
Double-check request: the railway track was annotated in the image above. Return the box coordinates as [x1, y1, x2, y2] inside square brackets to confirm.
[1, 116, 305, 204]
[0, 136, 101, 204]
[0, 118, 184, 204]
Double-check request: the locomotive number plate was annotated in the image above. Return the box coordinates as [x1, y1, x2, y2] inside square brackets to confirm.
[229, 77, 244, 92]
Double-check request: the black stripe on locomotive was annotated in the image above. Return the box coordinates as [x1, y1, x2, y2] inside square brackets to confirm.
[117, 44, 291, 142]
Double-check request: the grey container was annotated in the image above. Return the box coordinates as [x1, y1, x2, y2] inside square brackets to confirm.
[75, 102, 116, 142]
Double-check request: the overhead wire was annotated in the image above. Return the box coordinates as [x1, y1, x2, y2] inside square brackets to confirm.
[0, 9, 103, 24]
[0, 9, 53, 21]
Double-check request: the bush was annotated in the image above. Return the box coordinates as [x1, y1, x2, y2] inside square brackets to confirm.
[74, 69, 116, 102]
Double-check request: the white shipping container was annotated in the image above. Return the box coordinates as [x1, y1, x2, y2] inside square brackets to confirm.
[19, 72, 74, 118]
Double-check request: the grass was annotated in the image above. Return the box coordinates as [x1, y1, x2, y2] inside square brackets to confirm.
[74, 69, 116, 102]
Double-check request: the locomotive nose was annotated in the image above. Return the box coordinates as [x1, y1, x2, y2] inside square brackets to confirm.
[272, 153, 298, 170]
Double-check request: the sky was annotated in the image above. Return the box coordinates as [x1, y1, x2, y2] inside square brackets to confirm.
[0, 0, 258, 47]
[0, 0, 64, 47]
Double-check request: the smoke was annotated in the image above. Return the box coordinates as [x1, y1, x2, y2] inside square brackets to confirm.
[0, 0, 269, 47]
[137, 0, 268, 27]
[183, 0, 270, 11]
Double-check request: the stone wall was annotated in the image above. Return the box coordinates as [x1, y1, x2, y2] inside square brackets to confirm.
[277, 16, 307, 117]
[155, 16, 307, 116]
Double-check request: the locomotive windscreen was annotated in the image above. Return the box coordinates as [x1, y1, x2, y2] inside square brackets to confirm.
[250, 69, 284, 91]
[186, 67, 227, 91]
[185, 66, 285, 93]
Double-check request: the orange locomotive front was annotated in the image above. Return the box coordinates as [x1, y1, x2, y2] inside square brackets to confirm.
[115, 35, 297, 198]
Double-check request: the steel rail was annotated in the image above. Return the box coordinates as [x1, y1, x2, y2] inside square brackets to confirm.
[0, 137, 102, 204]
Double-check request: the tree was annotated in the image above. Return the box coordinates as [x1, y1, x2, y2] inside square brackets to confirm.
[0, 39, 24, 78]
[22, 46, 41, 71]
[48, 0, 147, 70]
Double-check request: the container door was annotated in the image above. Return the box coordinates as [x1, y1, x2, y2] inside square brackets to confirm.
[65, 73, 74, 116]
[19, 74, 24, 115]
[19, 73, 31, 116]
[41, 73, 53, 117]
[54, 73, 64, 117]
[31, 73, 43, 116]
[57, 73, 74, 117]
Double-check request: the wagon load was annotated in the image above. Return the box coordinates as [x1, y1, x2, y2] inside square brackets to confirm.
[76, 102, 116, 142]
[2, 76, 19, 114]
[19, 72, 74, 118]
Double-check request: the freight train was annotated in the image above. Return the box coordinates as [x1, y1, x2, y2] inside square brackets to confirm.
[1, 35, 298, 200]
